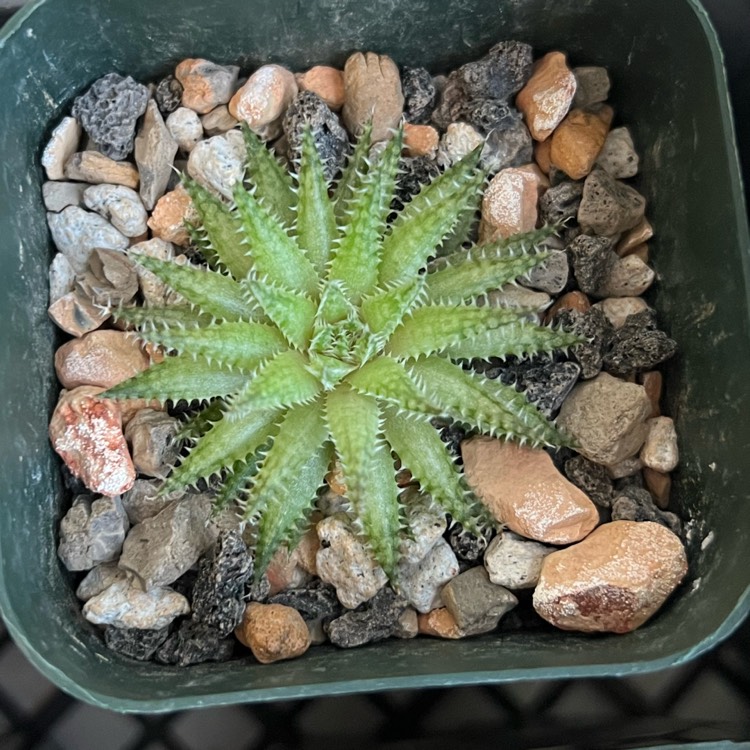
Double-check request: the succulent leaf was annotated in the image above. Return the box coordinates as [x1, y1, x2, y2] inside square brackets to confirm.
[242, 123, 297, 230]
[378, 147, 484, 287]
[296, 128, 337, 274]
[327, 131, 403, 302]
[233, 181, 318, 295]
[242, 400, 331, 573]
[103, 126, 576, 584]
[102, 355, 248, 403]
[131, 255, 252, 322]
[183, 178, 252, 278]
[325, 385, 400, 577]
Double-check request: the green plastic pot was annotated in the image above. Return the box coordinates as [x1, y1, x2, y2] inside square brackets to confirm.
[0, 0, 748, 713]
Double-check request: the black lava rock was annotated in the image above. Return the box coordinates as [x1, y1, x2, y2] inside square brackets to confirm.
[554, 307, 614, 380]
[567, 234, 617, 296]
[191, 530, 253, 636]
[268, 580, 343, 622]
[457, 41, 533, 101]
[446, 522, 495, 563]
[171, 568, 199, 600]
[71, 73, 150, 160]
[104, 625, 170, 661]
[564, 455, 614, 508]
[402, 66, 438, 124]
[540, 181, 584, 226]
[611, 486, 683, 537]
[488, 358, 582, 418]
[481, 114, 533, 173]
[325, 587, 407, 648]
[462, 98, 517, 135]
[392, 156, 440, 212]
[155, 619, 235, 666]
[282, 91, 349, 181]
[432, 417, 469, 460]
[431, 74, 468, 131]
[603, 309, 678, 376]
[155, 74, 183, 116]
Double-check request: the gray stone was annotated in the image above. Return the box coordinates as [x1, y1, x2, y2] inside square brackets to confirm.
[441, 566, 518, 634]
[446, 522, 494, 563]
[480, 115, 533, 174]
[578, 167, 647, 235]
[124, 409, 180, 478]
[462, 98, 517, 136]
[539, 181, 583, 225]
[187, 130, 245, 199]
[402, 66, 438, 124]
[83, 578, 189, 629]
[191, 530, 253, 635]
[393, 606, 419, 639]
[135, 100, 179, 211]
[47, 206, 128, 273]
[458, 40, 533, 100]
[485, 284, 551, 313]
[118, 494, 218, 590]
[41, 116, 82, 180]
[325, 587, 407, 648]
[522, 249, 569, 294]
[393, 156, 440, 211]
[564, 454, 614, 508]
[58, 495, 130, 572]
[594, 296, 650, 328]
[120, 479, 177, 524]
[166, 107, 204, 152]
[77, 248, 139, 307]
[129, 238, 175, 306]
[567, 234, 618, 296]
[557, 372, 652, 466]
[201, 105, 239, 136]
[597, 126, 639, 179]
[76, 562, 129, 601]
[398, 491, 447, 565]
[316, 515, 387, 609]
[553, 307, 614, 380]
[573, 66, 611, 108]
[608, 456, 644, 479]
[104, 625, 170, 661]
[603, 309, 678, 376]
[83, 184, 148, 237]
[72, 73, 150, 160]
[397, 538, 459, 613]
[282, 91, 349, 181]
[48, 252, 76, 304]
[431, 73, 468, 131]
[611, 486, 682, 537]
[43, 181, 87, 212]
[484, 530, 555, 589]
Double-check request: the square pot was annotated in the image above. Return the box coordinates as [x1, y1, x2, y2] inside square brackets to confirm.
[0, 0, 748, 712]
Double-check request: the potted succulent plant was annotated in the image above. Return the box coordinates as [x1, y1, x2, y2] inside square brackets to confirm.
[0, 0, 748, 712]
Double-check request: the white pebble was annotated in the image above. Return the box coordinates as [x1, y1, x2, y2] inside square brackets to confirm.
[640, 416, 679, 472]
[166, 107, 204, 152]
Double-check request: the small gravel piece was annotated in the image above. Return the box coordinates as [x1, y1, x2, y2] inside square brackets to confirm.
[564, 455, 615, 508]
[611, 486, 682, 537]
[155, 75, 184, 115]
[104, 625, 170, 661]
[603, 309, 678, 376]
[155, 619, 235, 666]
[325, 587, 408, 648]
[401, 66, 438, 124]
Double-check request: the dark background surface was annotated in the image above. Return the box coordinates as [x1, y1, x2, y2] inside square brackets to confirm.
[1, 1, 749, 748]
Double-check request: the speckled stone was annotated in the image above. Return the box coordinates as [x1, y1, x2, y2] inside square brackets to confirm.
[539, 180, 583, 225]
[401, 66, 438, 124]
[572, 66, 611, 108]
[155, 74, 183, 115]
[397, 538, 459, 613]
[597, 126, 640, 179]
[155, 619, 235, 666]
[567, 234, 618, 297]
[82, 184, 148, 237]
[533, 520, 687, 633]
[611, 486, 682, 537]
[597, 255, 655, 298]
[104, 625, 170, 661]
[42, 116, 82, 180]
[484, 530, 555, 589]
[187, 130, 245, 199]
[578, 167, 646, 235]
[603, 309, 678, 376]
[522, 249, 569, 294]
[325, 587, 408, 648]
[564, 454, 614, 508]
[436, 122, 484, 169]
[553, 307, 614, 381]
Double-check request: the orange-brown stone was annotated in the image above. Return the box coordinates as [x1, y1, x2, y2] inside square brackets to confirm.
[175, 58, 238, 115]
[403, 123, 439, 158]
[617, 217, 654, 256]
[417, 608, 464, 639]
[644, 467, 672, 510]
[461, 437, 599, 545]
[544, 290, 591, 323]
[235, 602, 311, 663]
[516, 51, 577, 141]
[534, 138, 553, 174]
[147, 184, 199, 246]
[533, 520, 687, 633]
[296, 65, 345, 110]
[639, 371, 663, 418]
[550, 105, 614, 180]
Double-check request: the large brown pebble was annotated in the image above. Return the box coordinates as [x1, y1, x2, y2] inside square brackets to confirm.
[49, 386, 135, 497]
[461, 437, 599, 545]
[550, 105, 613, 180]
[229, 64, 297, 140]
[55, 330, 150, 389]
[533, 520, 687, 633]
[235, 602, 311, 664]
[343, 51, 404, 142]
[516, 51, 576, 141]
[296, 65, 345, 110]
